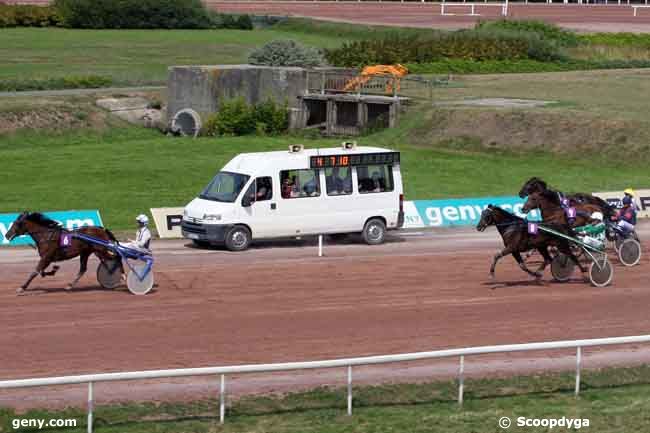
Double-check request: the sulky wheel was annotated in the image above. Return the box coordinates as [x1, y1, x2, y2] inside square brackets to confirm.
[551, 253, 575, 282]
[618, 238, 642, 267]
[126, 262, 154, 295]
[589, 258, 613, 288]
[97, 259, 122, 289]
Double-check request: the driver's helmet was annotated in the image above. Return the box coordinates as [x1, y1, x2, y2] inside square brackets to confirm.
[624, 188, 636, 197]
[591, 212, 603, 222]
[136, 214, 149, 225]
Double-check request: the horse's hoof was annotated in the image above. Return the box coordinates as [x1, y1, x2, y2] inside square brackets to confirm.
[16, 288, 25, 295]
[489, 273, 495, 280]
[65, 285, 73, 291]
[534, 272, 543, 280]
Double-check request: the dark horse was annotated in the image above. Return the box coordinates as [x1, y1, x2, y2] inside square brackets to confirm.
[5, 212, 120, 294]
[476, 205, 585, 278]
[519, 177, 614, 219]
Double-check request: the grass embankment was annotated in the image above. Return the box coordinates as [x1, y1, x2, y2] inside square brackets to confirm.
[1, 117, 647, 230]
[3, 365, 650, 432]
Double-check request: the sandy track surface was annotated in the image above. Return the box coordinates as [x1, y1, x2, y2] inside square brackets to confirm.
[209, 2, 650, 32]
[1, 226, 649, 410]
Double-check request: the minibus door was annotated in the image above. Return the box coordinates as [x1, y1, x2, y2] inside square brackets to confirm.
[241, 177, 280, 238]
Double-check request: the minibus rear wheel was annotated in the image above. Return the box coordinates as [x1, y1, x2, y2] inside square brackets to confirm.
[225, 226, 251, 251]
[362, 218, 386, 245]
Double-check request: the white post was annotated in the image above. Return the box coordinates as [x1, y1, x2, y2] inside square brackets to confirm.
[441, 3, 445, 14]
[505, 0, 509, 15]
[458, 355, 465, 405]
[347, 366, 352, 416]
[318, 235, 323, 257]
[220, 374, 226, 424]
[575, 347, 582, 396]
[471, 4, 475, 15]
[87, 382, 94, 433]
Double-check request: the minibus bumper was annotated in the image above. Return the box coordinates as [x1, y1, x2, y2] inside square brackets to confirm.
[181, 221, 232, 243]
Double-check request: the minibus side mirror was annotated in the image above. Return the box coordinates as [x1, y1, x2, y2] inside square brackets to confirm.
[242, 195, 253, 207]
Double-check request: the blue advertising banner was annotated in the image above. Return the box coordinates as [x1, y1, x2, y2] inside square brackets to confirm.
[406, 196, 541, 228]
[0, 210, 103, 246]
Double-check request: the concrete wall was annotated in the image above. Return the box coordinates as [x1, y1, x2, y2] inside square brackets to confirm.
[167, 65, 311, 124]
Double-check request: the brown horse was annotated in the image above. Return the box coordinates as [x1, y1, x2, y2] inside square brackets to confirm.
[518, 177, 614, 219]
[522, 189, 602, 228]
[5, 212, 120, 294]
[476, 205, 585, 279]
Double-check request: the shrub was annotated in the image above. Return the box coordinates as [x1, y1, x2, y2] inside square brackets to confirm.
[53, 0, 212, 29]
[325, 29, 564, 67]
[0, 75, 113, 92]
[210, 12, 254, 30]
[475, 19, 580, 47]
[248, 40, 326, 67]
[203, 98, 289, 136]
[0, 4, 62, 27]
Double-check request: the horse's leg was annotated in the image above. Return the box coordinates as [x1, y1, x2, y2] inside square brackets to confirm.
[67, 250, 90, 290]
[490, 247, 512, 278]
[41, 265, 60, 277]
[535, 247, 553, 273]
[513, 251, 542, 279]
[18, 256, 52, 294]
[559, 241, 587, 273]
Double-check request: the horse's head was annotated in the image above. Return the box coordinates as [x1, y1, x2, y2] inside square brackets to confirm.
[476, 205, 496, 232]
[4, 212, 29, 241]
[518, 177, 547, 198]
[522, 190, 546, 214]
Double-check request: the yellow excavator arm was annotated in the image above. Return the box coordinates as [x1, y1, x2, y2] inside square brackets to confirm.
[343, 64, 409, 94]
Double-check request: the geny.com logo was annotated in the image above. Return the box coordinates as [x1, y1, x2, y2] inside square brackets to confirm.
[12, 418, 77, 430]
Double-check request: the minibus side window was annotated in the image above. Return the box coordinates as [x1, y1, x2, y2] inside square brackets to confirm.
[255, 177, 273, 201]
[325, 167, 353, 196]
[280, 169, 321, 199]
[357, 165, 394, 194]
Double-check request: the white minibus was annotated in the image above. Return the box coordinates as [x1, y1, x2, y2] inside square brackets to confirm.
[182, 143, 404, 251]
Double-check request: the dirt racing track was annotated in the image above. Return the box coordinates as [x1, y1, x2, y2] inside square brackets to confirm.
[1, 224, 649, 409]
[210, 2, 650, 32]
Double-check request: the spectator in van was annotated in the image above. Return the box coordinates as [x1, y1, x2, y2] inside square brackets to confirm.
[327, 167, 352, 195]
[370, 172, 384, 192]
[281, 177, 292, 199]
[302, 176, 319, 196]
[256, 178, 271, 201]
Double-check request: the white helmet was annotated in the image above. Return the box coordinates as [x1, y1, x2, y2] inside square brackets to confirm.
[591, 212, 603, 221]
[136, 214, 149, 225]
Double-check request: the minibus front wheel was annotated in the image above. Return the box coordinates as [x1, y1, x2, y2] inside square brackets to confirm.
[225, 225, 252, 252]
[362, 218, 386, 245]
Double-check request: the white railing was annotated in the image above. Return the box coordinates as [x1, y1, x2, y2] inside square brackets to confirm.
[1, 334, 649, 433]
[440, 2, 508, 15]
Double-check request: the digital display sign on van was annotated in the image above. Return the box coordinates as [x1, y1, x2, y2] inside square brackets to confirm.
[310, 152, 400, 168]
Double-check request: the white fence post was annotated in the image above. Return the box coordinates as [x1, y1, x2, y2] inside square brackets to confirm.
[318, 235, 323, 257]
[220, 374, 226, 424]
[347, 366, 352, 416]
[575, 347, 582, 397]
[458, 355, 464, 405]
[87, 382, 93, 433]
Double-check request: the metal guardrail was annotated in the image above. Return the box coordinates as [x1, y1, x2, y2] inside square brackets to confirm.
[2, 334, 650, 432]
[305, 70, 437, 100]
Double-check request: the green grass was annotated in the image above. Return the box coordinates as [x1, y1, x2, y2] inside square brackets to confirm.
[3, 365, 650, 432]
[1, 112, 648, 230]
[431, 68, 650, 122]
[0, 24, 349, 86]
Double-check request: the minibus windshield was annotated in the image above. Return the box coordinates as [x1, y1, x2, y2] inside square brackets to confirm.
[199, 171, 250, 203]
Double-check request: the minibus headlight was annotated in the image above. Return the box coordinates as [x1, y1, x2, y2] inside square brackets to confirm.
[203, 214, 222, 222]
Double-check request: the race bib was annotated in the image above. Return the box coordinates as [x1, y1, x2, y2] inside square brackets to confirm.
[566, 207, 577, 219]
[59, 232, 73, 248]
[528, 223, 539, 235]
